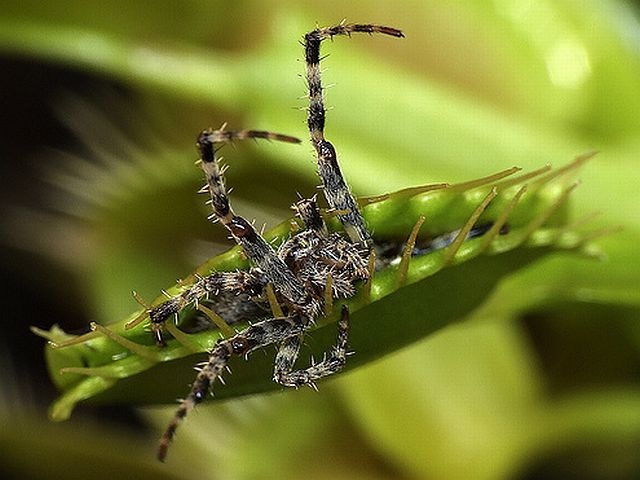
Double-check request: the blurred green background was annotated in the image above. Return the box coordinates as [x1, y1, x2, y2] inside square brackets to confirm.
[1, 1, 640, 479]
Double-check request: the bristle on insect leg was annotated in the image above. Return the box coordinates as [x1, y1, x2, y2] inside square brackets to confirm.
[359, 250, 376, 303]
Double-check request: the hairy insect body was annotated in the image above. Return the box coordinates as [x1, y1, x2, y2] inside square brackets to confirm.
[283, 230, 369, 299]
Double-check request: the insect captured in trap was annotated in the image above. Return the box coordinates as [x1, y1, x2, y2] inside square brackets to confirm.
[38, 21, 596, 462]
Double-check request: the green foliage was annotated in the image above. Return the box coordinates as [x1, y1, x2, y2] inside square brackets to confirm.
[38, 157, 594, 420]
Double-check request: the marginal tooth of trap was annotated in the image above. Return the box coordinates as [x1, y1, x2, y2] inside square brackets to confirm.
[131, 290, 150, 309]
[358, 182, 449, 207]
[519, 182, 580, 243]
[443, 187, 498, 266]
[90, 322, 160, 362]
[396, 215, 426, 289]
[392, 182, 450, 199]
[477, 185, 527, 253]
[164, 321, 200, 353]
[558, 211, 601, 233]
[492, 165, 552, 191]
[125, 311, 148, 330]
[265, 283, 284, 318]
[30, 326, 58, 342]
[125, 291, 153, 330]
[60, 366, 121, 378]
[197, 303, 235, 338]
[557, 214, 623, 255]
[545, 211, 603, 250]
[49, 330, 101, 348]
[565, 225, 623, 252]
[448, 167, 521, 193]
[531, 152, 597, 188]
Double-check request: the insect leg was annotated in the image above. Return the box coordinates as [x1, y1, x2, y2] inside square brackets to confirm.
[273, 305, 350, 387]
[147, 270, 263, 345]
[197, 128, 309, 308]
[304, 23, 404, 246]
[158, 314, 307, 461]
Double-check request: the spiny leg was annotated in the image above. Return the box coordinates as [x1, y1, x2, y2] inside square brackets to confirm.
[157, 342, 229, 462]
[197, 128, 309, 308]
[304, 24, 404, 246]
[148, 270, 263, 345]
[273, 305, 350, 387]
[158, 314, 308, 461]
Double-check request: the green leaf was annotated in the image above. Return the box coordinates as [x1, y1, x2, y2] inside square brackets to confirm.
[39, 158, 598, 419]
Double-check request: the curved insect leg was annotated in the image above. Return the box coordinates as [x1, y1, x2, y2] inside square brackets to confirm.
[304, 23, 404, 246]
[157, 314, 307, 462]
[273, 305, 350, 388]
[196, 129, 309, 308]
[147, 270, 263, 345]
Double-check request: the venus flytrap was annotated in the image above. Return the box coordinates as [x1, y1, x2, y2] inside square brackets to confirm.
[32, 22, 602, 461]
[38, 150, 596, 423]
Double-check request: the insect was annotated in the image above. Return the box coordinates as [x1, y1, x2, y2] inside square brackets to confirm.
[150, 23, 405, 461]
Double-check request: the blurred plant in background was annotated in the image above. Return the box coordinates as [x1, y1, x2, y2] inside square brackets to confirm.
[1, 1, 639, 479]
